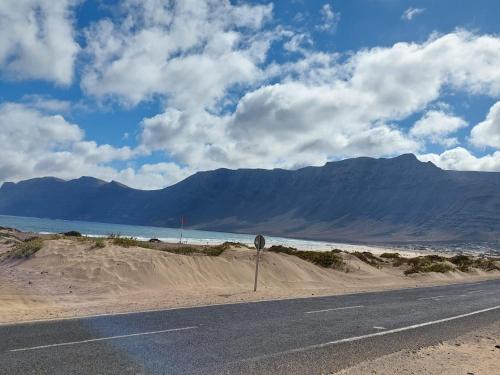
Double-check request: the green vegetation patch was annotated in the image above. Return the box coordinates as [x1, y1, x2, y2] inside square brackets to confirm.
[394, 253, 499, 274]
[268, 245, 346, 270]
[393, 254, 446, 268]
[112, 237, 151, 249]
[162, 242, 233, 256]
[111, 237, 235, 256]
[222, 241, 252, 249]
[8, 238, 44, 259]
[404, 256, 453, 275]
[352, 251, 382, 267]
[380, 252, 400, 259]
[92, 238, 106, 249]
[449, 255, 474, 272]
[63, 231, 82, 237]
[0, 232, 17, 239]
[473, 258, 500, 271]
[450, 255, 500, 272]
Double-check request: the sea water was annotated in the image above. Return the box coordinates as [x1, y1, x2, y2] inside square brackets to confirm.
[0, 214, 339, 251]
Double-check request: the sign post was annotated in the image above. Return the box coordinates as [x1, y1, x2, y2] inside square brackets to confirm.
[253, 235, 265, 292]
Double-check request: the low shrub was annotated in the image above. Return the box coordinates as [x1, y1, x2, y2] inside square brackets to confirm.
[222, 241, 251, 249]
[404, 256, 454, 275]
[450, 255, 474, 272]
[396, 254, 446, 268]
[267, 245, 297, 255]
[311, 251, 345, 268]
[112, 237, 151, 249]
[404, 254, 500, 273]
[472, 258, 500, 272]
[9, 238, 44, 259]
[424, 254, 447, 262]
[202, 244, 227, 256]
[93, 238, 106, 249]
[380, 252, 400, 259]
[352, 251, 381, 267]
[425, 262, 454, 273]
[163, 244, 226, 256]
[164, 246, 199, 255]
[63, 231, 82, 237]
[268, 245, 346, 270]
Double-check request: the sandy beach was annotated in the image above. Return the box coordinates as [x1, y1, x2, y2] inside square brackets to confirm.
[1, 228, 499, 324]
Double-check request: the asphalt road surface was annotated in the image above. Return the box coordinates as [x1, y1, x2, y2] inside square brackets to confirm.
[1, 279, 499, 374]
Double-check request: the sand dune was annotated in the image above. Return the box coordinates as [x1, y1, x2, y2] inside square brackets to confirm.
[1, 234, 499, 324]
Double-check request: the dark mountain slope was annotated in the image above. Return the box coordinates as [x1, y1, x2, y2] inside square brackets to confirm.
[1, 154, 500, 242]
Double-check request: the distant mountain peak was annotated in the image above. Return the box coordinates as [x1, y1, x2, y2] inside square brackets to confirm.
[107, 180, 129, 188]
[75, 176, 105, 182]
[393, 153, 418, 161]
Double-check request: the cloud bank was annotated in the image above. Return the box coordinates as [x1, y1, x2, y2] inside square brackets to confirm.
[1, 1, 500, 189]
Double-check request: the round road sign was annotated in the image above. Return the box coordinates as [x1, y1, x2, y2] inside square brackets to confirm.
[254, 234, 265, 250]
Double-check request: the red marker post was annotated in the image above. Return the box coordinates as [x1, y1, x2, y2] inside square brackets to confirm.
[179, 216, 185, 243]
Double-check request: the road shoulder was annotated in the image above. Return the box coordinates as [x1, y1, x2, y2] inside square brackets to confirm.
[333, 320, 500, 374]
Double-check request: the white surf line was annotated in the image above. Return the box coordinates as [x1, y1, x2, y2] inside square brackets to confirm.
[305, 305, 364, 314]
[239, 305, 500, 363]
[8, 326, 197, 353]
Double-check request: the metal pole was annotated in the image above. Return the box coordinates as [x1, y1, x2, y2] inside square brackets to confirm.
[254, 249, 261, 292]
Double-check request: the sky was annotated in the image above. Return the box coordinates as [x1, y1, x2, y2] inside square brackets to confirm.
[1, 0, 500, 190]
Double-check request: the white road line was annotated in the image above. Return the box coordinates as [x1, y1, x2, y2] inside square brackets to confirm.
[373, 326, 386, 330]
[305, 305, 364, 314]
[418, 296, 444, 301]
[241, 305, 500, 363]
[467, 290, 484, 294]
[8, 326, 197, 353]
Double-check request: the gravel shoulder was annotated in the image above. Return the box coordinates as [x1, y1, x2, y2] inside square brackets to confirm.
[333, 320, 500, 375]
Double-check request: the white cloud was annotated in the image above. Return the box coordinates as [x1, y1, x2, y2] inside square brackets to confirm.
[0, 102, 190, 190]
[402, 7, 425, 21]
[81, 0, 273, 108]
[283, 33, 313, 53]
[4, 1, 500, 187]
[140, 82, 421, 171]
[20, 94, 72, 113]
[114, 163, 192, 190]
[0, 0, 79, 84]
[317, 3, 340, 32]
[410, 110, 468, 147]
[470, 101, 500, 148]
[419, 147, 500, 172]
[138, 30, 500, 173]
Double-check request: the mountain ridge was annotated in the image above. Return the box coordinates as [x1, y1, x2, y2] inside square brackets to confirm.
[1, 154, 500, 242]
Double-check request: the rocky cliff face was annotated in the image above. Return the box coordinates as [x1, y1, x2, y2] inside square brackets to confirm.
[2, 154, 500, 242]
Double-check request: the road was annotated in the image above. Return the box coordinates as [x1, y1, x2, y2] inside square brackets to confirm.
[1, 279, 499, 374]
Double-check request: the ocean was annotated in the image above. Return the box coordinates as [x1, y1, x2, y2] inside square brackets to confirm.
[0, 214, 339, 251]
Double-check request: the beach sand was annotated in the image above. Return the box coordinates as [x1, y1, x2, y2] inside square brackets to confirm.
[1, 231, 499, 324]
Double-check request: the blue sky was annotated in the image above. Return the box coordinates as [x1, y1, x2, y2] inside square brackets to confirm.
[1, 0, 500, 189]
